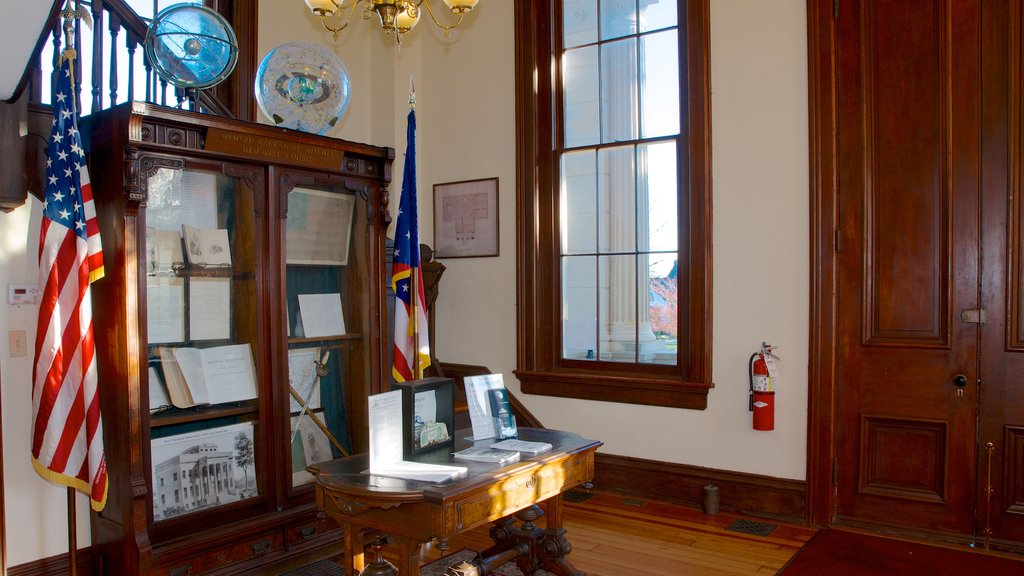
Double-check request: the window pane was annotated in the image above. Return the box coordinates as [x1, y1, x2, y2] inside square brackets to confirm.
[563, 46, 601, 147]
[639, 0, 677, 32]
[563, 0, 598, 48]
[562, 256, 598, 360]
[641, 30, 680, 138]
[600, 0, 637, 41]
[644, 252, 678, 365]
[639, 140, 677, 252]
[561, 150, 598, 254]
[601, 38, 639, 143]
[598, 145, 636, 253]
[599, 254, 637, 361]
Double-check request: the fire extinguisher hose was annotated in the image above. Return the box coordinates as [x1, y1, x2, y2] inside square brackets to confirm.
[748, 352, 758, 411]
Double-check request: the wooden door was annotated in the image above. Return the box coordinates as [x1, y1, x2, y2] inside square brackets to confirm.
[835, 0, 983, 536]
[978, 1, 1024, 548]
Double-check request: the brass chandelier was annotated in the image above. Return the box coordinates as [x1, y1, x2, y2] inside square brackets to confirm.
[304, 0, 480, 43]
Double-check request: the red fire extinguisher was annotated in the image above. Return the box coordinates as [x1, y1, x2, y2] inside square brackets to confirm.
[749, 342, 777, 431]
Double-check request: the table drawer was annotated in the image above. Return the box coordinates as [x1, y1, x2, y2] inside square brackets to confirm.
[454, 455, 593, 531]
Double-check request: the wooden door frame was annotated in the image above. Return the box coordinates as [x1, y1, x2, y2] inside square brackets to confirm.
[806, 0, 839, 528]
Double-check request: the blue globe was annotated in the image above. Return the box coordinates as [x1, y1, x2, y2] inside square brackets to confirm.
[255, 42, 352, 135]
[145, 3, 239, 90]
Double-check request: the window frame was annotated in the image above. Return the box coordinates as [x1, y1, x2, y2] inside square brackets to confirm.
[514, 0, 712, 410]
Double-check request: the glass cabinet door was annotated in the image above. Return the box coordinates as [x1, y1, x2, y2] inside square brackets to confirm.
[142, 159, 263, 523]
[282, 180, 369, 489]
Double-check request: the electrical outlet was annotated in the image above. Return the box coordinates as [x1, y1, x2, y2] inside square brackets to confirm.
[9, 330, 27, 358]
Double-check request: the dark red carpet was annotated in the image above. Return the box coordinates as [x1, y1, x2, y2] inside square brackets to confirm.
[779, 528, 1024, 575]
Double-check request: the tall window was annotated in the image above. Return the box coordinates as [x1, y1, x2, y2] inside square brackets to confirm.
[516, 0, 711, 409]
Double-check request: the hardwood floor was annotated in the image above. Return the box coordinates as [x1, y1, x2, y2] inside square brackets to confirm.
[414, 490, 816, 575]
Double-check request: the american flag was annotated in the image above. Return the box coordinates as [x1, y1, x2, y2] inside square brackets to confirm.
[392, 109, 431, 382]
[31, 51, 108, 511]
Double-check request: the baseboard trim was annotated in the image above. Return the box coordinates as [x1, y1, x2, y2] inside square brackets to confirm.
[8, 548, 93, 576]
[594, 452, 807, 523]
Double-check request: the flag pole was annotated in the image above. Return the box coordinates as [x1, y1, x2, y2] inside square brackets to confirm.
[60, 5, 81, 574]
[408, 77, 420, 380]
[67, 488, 78, 576]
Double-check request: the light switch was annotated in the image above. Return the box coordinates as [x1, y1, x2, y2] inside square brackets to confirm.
[9, 330, 27, 358]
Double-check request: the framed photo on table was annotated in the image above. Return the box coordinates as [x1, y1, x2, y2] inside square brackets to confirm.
[433, 177, 499, 258]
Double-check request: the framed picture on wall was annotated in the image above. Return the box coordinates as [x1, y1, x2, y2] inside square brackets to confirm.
[433, 177, 499, 258]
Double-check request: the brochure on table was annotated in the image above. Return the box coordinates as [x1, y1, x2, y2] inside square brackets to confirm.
[464, 373, 518, 441]
[367, 390, 465, 483]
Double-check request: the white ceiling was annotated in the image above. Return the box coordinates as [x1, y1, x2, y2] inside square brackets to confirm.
[0, 1, 58, 101]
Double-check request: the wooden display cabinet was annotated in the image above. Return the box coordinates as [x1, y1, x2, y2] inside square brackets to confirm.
[83, 102, 393, 575]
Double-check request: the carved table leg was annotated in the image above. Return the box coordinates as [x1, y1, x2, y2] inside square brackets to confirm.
[539, 495, 585, 576]
[360, 536, 398, 576]
[472, 498, 585, 576]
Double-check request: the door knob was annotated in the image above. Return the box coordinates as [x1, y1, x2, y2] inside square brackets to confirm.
[953, 374, 968, 387]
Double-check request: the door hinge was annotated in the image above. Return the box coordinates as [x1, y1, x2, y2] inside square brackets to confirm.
[832, 460, 838, 486]
[834, 0, 839, 20]
[961, 308, 987, 324]
[835, 229, 841, 253]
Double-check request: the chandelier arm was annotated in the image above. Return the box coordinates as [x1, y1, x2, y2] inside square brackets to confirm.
[417, 0, 465, 34]
[320, 0, 363, 39]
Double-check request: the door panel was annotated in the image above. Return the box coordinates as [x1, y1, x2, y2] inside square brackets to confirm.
[836, 0, 980, 535]
[979, 0, 1024, 547]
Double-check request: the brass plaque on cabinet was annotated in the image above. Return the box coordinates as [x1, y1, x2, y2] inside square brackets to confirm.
[205, 128, 343, 171]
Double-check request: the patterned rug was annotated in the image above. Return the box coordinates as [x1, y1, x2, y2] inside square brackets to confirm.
[281, 549, 550, 576]
[420, 548, 557, 576]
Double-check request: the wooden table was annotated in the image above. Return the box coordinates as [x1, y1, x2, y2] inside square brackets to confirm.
[309, 428, 602, 576]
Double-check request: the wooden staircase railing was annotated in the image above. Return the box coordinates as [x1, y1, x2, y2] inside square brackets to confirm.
[2, 1, 245, 211]
[18, 0, 236, 117]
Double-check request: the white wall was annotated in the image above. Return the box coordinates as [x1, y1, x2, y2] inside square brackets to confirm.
[426, 0, 810, 480]
[1, 0, 810, 567]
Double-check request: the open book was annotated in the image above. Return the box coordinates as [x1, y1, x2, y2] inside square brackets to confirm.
[158, 343, 258, 408]
[182, 224, 232, 267]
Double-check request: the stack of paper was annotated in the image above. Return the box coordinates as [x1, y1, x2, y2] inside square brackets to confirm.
[490, 439, 553, 455]
[453, 446, 521, 465]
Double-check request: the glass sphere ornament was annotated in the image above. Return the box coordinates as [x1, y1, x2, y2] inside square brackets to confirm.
[255, 42, 352, 135]
[145, 3, 239, 90]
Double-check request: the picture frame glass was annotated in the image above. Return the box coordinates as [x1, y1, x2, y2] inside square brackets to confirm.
[433, 178, 499, 258]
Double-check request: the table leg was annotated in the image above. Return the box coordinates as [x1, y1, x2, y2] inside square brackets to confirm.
[395, 535, 422, 576]
[343, 523, 365, 576]
[473, 498, 585, 576]
[538, 495, 585, 576]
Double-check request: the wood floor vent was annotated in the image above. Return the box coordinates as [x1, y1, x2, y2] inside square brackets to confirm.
[725, 519, 777, 537]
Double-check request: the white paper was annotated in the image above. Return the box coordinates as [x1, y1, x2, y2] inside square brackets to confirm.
[147, 277, 185, 344]
[288, 348, 321, 413]
[298, 293, 346, 337]
[189, 277, 231, 341]
[489, 439, 553, 455]
[368, 390, 405, 469]
[145, 227, 184, 275]
[368, 390, 465, 482]
[464, 374, 506, 440]
[173, 343, 258, 405]
[149, 367, 171, 411]
[414, 390, 437, 424]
